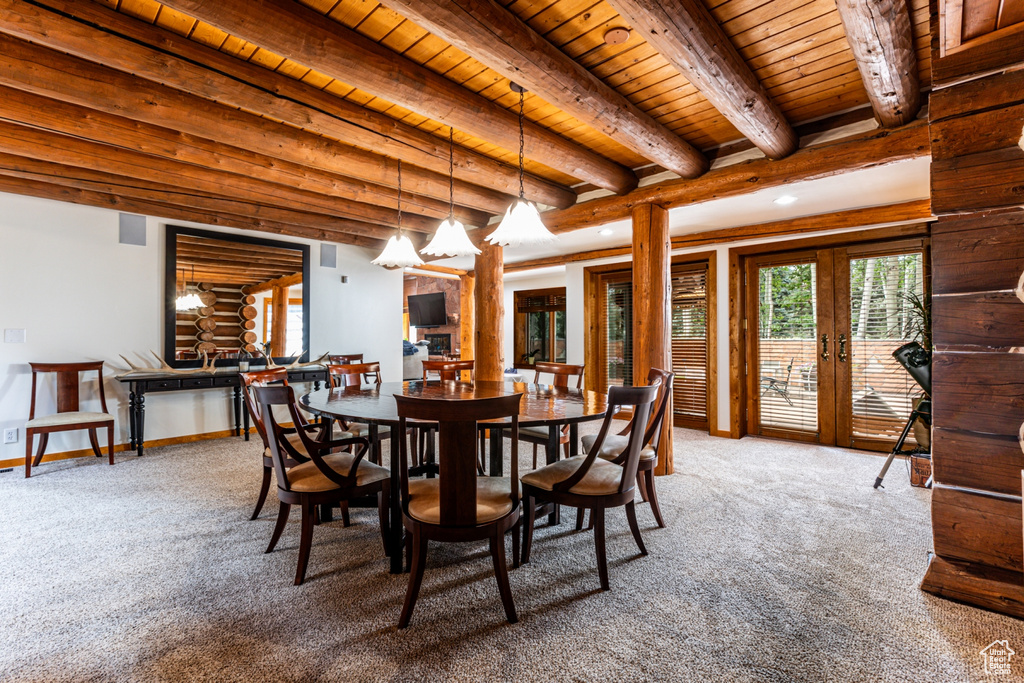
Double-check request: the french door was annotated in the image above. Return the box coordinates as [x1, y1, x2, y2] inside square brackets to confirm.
[745, 239, 927, 451]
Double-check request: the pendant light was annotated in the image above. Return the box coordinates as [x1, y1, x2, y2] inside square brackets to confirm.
[420, 127, 481, 257]
[372, 159, 424, 268]
[485, 83, 557, 248]
[175, 266, 202, 311]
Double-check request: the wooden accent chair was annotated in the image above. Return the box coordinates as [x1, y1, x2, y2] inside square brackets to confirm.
[24, 361, 114, 478]
[579, 369, 674, 529]
[255, 384, 390, 585]
[521, 383, 658, 591]
[240, 368, 339, 521]
[394, 392, 523, 628]
[421, 359, 474, 382]
[514, 361, 585, 467]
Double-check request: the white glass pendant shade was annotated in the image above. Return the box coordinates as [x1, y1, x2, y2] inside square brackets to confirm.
[371, 233, 424, 268]
[420, 217, 481, 257]
[485, 199, 557, 248]
[175, 291, 202, 311]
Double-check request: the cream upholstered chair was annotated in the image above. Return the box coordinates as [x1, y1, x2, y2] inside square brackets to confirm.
[24, 362, 114, 478]
[578, 368, 674, 529]
[255, 384, 390, 586]
[394, 391, 524, 628]
[521, 383, 658, 591]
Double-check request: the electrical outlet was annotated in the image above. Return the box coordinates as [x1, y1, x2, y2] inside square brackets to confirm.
[3, 428, 17, 444]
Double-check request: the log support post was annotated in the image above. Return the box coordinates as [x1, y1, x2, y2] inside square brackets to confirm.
[460, 272, 476, 382]
[631, 203, 673, 475]
[269, 284, 288, 358]
[474, 243, 503, 383]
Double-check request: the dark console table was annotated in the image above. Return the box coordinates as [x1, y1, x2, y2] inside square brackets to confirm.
[116, 367, 328, 456]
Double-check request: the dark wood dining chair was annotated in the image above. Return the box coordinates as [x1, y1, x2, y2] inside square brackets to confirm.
[25, 361, 114, 478]
[421, 359, 475, 382]
[579, 368, 674, 529]
[241, 368, 339, 521]
[326, 362, 393, 458]
[255, 384, 390, 585]
[394, 391, 524, 628]
[511, 361, 585, 467]
[329, 353, 363, 365]
[521, 383, 658, 591]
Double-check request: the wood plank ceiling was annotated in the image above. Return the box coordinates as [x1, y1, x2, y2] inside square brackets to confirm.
[0, 0, 932, 251]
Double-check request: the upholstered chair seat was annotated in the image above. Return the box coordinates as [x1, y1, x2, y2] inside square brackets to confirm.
[580, 434, 657, 462]
[286, 453, 389, 493]
[521, 455, 624, 496]
[406, 477, 516, 525]
[26, 412, 114, 428]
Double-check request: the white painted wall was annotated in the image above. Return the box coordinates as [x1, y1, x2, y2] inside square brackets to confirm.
[0, 192, 403, 461]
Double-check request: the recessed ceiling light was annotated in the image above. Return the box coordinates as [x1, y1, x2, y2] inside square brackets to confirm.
[599, 228, 614, 236]
[774, 195, 798, 205]
[604, 27, 630, 46]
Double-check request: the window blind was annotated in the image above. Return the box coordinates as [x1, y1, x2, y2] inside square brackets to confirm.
[671, 264, 708, 426]
[599, 274, 633, 391]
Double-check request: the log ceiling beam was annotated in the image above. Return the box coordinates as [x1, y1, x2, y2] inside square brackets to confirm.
[155, 0, 638, 194]
[0, 33, 509, 218]
[503, 200, 932, 272]
[0, 173, 387, 250]
[379, 0, 708, 179]
[244, 272, 303, 296]
[605, 0, 798, 160]
[0, 120, 441, 233]
[2, 0, 576, 210]
[0, 83, 487, 227]
[834, 0, 921, 127]
[543, 120, 930, 233]
[0, 156, 401, 242]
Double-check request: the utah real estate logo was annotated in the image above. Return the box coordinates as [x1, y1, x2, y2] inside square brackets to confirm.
[981, 640, 1015, 676]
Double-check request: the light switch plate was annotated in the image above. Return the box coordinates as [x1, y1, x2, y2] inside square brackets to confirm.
[3, 329, 26, 343]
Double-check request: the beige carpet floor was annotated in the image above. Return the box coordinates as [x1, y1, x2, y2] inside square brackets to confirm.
[2, 428, 1023, 682]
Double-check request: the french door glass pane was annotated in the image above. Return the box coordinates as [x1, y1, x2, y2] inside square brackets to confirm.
[554, 311, 567, 363]
[606, 281, 633, 387]
[526, 311, 549, 363]
[848, 253, 925, 442]
[671, 267, 707, 422]
[758, 263, 818, 433]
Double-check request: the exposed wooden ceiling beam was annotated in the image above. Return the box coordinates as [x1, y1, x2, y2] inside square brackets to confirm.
[379, 0, 708, 179]
[243, 272, 303, 296]
[3, 0, 575, 210]
[408, 264, 469, 277]
[156, 0, 638, 194]
[0, 173, 387, 250]
[0, 33, 510, 217]
[543, 120, 929, 233]
[604, 0, 798, 160]
[0, 83, 487, 227]
[0, 159, 401, 242]
[834, 0, 921, 127]
[503, 200, 933, 272]
[0, 121, 440, 233]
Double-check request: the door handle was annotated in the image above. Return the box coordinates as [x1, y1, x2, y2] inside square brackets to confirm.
[820, 334, 829, 362]
[838, 334, 848, 362]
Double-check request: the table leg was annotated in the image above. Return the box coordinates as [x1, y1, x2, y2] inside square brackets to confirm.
[388, 430, 404, 574]
[369, 423, 380, 465]
[128, 390, 137, 450]
[135, 391, 145, 457]
[243, 403, 250, 441]
[569, 423, 579, 457]
[547, 426, 560, 525]
[232, 386, 241, 437]
[489, 427, 504, 477]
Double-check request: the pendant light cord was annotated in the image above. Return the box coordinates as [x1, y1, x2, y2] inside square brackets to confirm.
[518, 88, 525, 200]
[397, 159, 403, 236]
[448, 127, 455, 222]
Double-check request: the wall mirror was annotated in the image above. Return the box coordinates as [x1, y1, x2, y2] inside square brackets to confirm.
[164, 226, 310, 367]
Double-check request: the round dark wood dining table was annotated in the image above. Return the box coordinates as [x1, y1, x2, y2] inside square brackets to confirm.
[300, 380, 608, 573]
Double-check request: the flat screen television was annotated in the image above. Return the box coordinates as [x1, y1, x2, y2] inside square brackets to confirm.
[408, 292, 447, 327]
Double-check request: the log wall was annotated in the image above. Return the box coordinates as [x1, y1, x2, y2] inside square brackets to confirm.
[921, 19, 1024, 617]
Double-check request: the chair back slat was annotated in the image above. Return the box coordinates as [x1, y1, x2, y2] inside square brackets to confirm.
[328, 362, 382, 388]
[28, 361, 108, 419]
[421, 359, 474, 382]
[533, 362, 584, 389]
[396, 392, 521, 527]
[252, 384, 304, 490]
[642, 369, 675, 453]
